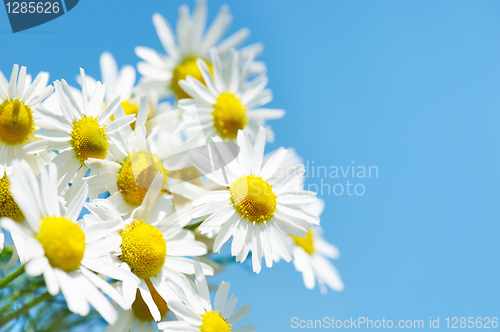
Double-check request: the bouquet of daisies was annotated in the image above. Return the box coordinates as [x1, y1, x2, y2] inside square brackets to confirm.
[0, 1, 344, 331]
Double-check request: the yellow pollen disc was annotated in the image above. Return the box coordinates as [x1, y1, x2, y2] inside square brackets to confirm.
[0, 99, 34, 145]
[117, 151, 167, 207]
[212, 93, 247, 140]
[229, 175, 277, 223]
[172, 56, 213, 100]
[70, 116, 109, 164]
[132, 279, 169, 321]
[292, 229, 315, 255]
[120, 220, 166, 279]
[0, 174, 24, 222]
[110, 101, 140, 130]
[200, 311, 232, 332]
[36, 217, 86, 272]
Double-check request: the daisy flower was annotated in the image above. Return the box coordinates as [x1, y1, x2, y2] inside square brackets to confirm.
[178, 48, 284, 143]
[158, 262, 255, 332]
[92, 173, 214, 321]
[84, 95, 207, 217]
[190, 127, 319, 273]
[288, 199, 344, 294]
[0, 64, 54, 175]
[24, 68, 136, 197]
[136, 0, 262, 101]
[0, 161, 139, 324]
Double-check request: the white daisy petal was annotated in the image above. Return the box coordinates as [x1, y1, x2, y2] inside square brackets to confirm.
[194, 262, 212, 312]
[250, 127, 266, 175]
[212, 212, 240, 253]
[214, 281, 230, 313]
[221, 294, 239, 318]
[276, 191, 317, 205]
[259, 147, 287, 180]
[227, 304, 251, 326]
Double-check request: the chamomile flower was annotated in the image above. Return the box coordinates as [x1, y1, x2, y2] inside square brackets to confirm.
[24, 68, 136, 198]
[97, 173, 213, 321]
[191, 127, 319, 273]
[136, 0, 260, 101]
[158, 262, 255, 332]
[84, 95, 207, 217]
[0, 64, 54, 175]
[288, 199, 344, 294]
[0, 161, 139, 324]
[179, 49, 284, 142]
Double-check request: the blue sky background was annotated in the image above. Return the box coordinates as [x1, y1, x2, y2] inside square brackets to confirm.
[2, 0, 500, 331]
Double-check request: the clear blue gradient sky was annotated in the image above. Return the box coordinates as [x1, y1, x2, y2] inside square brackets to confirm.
[2, 1, 500, 331]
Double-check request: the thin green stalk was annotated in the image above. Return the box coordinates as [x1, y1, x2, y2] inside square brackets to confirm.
[0, 292, 51, 327]
[0, 246, 13, 257]
[0, 265, 24, 290]
[184, 220, 203, 231]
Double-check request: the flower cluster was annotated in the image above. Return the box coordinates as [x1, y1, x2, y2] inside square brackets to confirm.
[0, 1, 343, 331]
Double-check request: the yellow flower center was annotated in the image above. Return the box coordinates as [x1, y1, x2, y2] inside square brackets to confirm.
[0, 99, 34, 145]
[200, 311, 232, 332]
[0, 174, 24, 222]
[110, 101, 140, 130]
[212, 93, 247, 140]
[70, 116, 109, 164]
[229, 175, 277, 223]
[292, 229, 315, 255]
[117, 151, 167, 207]
[172, 56, 213, 100]
[132, 279, 169, 321]
[36, 217, 86, 272]
[120, 220, 166, 279]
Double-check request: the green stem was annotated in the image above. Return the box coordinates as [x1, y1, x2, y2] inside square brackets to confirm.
[0, 265, 24, 290]
[184, 220, 203, 231]
[0, 292, 51, 327]
[1, 246, 13, 256]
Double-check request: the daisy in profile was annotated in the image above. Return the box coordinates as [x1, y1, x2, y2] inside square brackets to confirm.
[158, 262, 255, 332]
[104, 285, 170, 332]
[0, 161, 139, 324]
[179, 49, 284, 142]
[288, 199, 344, 294]
[136, 0, 261, 101]
[93, 173, 213, 321]
[191, 127, 319, 273]
[0, 64, 54, 175]
[25, 68, 136, 196]
[84, 95, 207, 217]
